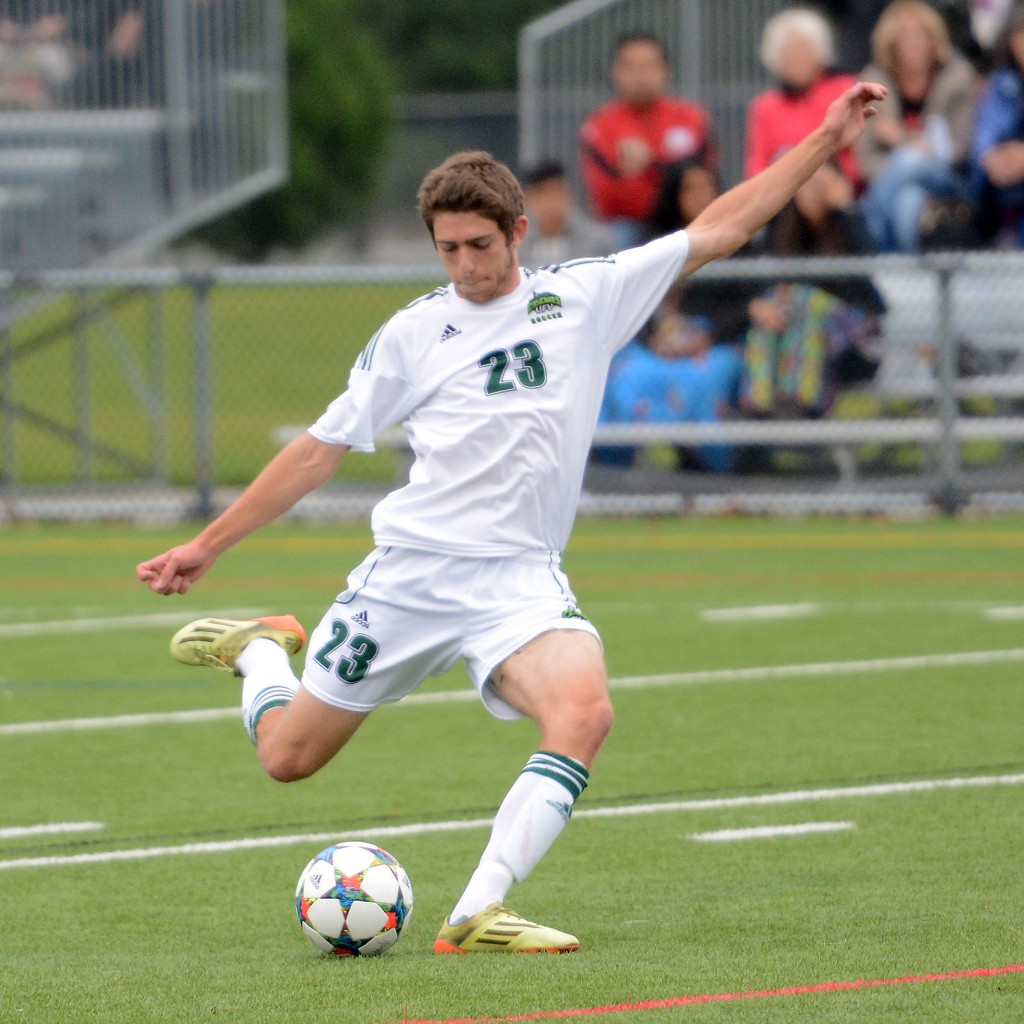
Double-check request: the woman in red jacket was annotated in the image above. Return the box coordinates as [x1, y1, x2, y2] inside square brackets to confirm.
[746, 8, 863, 190]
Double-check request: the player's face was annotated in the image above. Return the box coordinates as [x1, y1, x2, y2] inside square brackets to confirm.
[432, 211, 528, 304]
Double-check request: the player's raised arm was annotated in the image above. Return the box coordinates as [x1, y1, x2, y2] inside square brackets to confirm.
[136, 433, 348, 595]
[681, 81, 886, 276]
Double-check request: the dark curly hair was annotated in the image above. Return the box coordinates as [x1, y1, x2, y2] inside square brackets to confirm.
[416, 151, 524, 243]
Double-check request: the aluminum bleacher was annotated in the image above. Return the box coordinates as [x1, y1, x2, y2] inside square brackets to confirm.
[0, 0, 286, 272]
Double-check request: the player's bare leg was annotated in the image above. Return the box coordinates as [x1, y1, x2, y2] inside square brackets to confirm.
[495, 629, 614, 768]
[436, 629, 612, 953]
[168, 615, 366, 783]
[252, 687, 367, 782]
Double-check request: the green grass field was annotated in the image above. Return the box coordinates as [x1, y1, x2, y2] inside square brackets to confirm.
[10, 281, 439, 486]
[1, 515, 1023, 1023]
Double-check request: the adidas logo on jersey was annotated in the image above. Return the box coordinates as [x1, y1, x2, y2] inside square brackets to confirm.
[439, 323, 462, 343]
[351, 610, 370, 628]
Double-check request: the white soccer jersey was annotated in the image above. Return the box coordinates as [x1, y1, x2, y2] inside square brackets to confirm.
[309, 230, 690, 557]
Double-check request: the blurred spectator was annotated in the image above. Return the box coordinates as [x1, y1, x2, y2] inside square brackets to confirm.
[579, 31, 715, 251]
[972, 0, 1017, 55]
[971, 2, 1024, 245]
[597, 159, 744, 473]
[598, 319, 743, 473]
[746, 9, 863, 190]
[646, 157, 720, 237]
[518, 161, 615, 266]
[810, 1, 989, 72]
[647, 159, 761, 346]
[740, 162, 886, 418]
[856, 0, 978, 251]
[0, 6, 74, 108]
[64, 0, 163, 108]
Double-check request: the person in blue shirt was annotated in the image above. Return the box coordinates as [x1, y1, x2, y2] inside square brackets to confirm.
[972, 3, 1024, 245]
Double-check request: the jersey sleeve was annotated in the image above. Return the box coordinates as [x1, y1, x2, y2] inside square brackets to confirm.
[308, 321, 418, 452]
[583, 231, 690, 354]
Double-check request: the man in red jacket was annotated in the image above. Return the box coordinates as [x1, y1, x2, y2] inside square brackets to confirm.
[580, 32, 715, 249]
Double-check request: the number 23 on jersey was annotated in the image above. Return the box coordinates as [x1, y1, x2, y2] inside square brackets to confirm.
[478, 340, 547, 396]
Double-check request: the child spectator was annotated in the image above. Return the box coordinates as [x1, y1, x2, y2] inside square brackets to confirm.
[599, 315, 743, 473]
[856, 0, 978, 251]
[746, 9, 863, 189]
[597, 160, 745, 473]
[647, 158, 762, 346]
[518, 161, 615, 267]
[740, 162, 886, 418]
[971, 2, 1024, 245]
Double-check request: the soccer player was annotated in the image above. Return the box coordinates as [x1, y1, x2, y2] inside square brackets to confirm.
[137, 81, 885, 954]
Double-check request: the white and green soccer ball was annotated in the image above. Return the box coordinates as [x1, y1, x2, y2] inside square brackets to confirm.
[295, 841, 413, 956]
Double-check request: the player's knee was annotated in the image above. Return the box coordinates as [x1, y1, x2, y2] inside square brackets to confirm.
[259, 745, 318, 784]
[553, 691, 614, 758]
[586, 693, 615, 746]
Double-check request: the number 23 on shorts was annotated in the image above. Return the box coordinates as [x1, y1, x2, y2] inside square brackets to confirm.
[314, 619, 380, 684]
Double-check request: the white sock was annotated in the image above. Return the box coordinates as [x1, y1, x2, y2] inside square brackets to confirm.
[236, 637, 300, 744]
[448, 751, 589, 924]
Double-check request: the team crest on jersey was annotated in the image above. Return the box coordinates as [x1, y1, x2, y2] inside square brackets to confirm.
[528, 290, 563, 324]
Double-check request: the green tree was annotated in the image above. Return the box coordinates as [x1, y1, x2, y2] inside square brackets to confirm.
[359, 0, 566, 92]
[199, 0, 394, 259]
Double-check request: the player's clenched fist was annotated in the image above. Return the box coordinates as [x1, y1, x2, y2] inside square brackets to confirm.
[136, 541, 215, 595]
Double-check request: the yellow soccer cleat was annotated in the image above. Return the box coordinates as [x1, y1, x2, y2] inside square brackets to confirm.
[434, 903, 580, 954]
[169, 615, 306, 674]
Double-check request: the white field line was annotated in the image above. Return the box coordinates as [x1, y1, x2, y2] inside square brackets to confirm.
[0, 608, 267, 638]
[985, 607, 1024, 621]
[690, 821, 855, 842]
[0, 708, 241, 734]
[0, 773, 1020, 872]
[574, 773, 1024, 819]
[609, 646, 1024, 690]
[0, 821, 104, 840]
[4, 646, 1024, 736]
[700, 603, 821, 623]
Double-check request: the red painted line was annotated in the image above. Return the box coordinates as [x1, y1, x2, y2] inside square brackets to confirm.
[391, 963, 1024, 1024]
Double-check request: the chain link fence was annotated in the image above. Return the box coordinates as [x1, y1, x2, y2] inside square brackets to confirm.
[2, 253, 1023, 525]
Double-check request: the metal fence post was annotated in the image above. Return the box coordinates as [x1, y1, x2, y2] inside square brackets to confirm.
[190, 276, 215, 521]
[934, 264, 961, 514]
[148, 285, 169, 483]
[0, 282, 13, 502]
[74, 289, 94, 482]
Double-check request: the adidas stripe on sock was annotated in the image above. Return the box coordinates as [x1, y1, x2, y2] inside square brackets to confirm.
[521, 750, 589, 804]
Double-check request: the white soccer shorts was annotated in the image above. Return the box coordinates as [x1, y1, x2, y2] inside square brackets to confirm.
[300, 546, 601, 719]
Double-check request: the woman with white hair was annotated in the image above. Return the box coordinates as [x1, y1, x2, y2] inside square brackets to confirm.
[746, 7, 863, 188]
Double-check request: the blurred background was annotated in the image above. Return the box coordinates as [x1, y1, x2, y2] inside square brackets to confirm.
[1, 0, 1023, 523]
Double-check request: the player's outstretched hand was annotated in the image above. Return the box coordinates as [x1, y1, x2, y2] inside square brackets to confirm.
[136, 539, 216, 596]
[822, 81, 887, 154]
